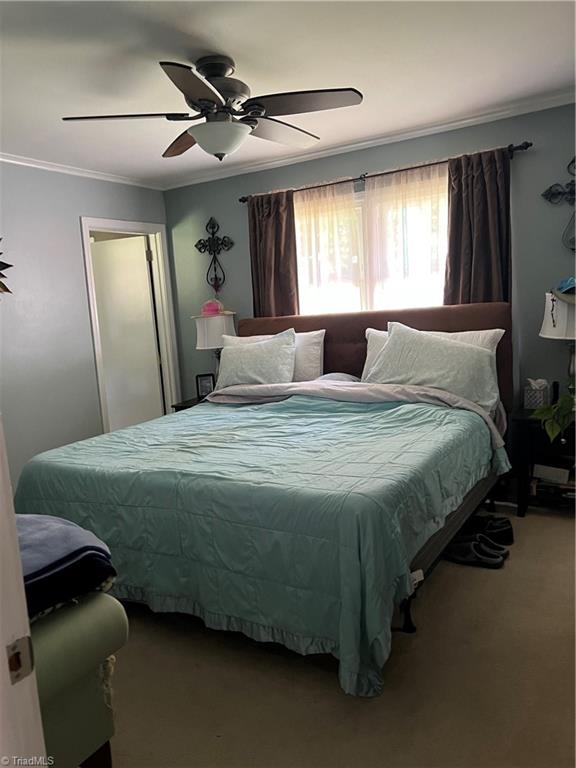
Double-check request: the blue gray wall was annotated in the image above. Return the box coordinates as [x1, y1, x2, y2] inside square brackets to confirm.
[165, 104, 575, 401]
[0, 163, 165, 482]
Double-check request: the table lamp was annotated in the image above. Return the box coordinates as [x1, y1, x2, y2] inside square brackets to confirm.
[539, 290, 575, 388]
[193, 300, 236, 367]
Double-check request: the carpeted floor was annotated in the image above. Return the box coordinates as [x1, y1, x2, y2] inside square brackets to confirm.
[111, 508, 575, 768]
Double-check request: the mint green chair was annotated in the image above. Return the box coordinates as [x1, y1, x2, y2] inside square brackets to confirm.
[31, 592, 129, 768]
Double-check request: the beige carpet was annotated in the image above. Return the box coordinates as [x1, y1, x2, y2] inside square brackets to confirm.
[111, 508, 575, 768]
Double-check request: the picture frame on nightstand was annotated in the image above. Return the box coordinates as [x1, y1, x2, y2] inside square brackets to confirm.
[196, 373, 215, 399]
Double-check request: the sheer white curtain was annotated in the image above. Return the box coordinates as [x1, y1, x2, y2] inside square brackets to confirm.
[364, 163, 448, 310]
[294, 181, 363, 314]
[294, 163, 448, 314]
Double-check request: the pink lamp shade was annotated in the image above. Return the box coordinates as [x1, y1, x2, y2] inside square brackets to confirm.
[194, 312, 236, 350]
[200, 299, 224, 316]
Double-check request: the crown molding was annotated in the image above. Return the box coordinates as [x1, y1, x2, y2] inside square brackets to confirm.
[0, 89, 573, 192]
[166, 89, 575, 190]
[0, 152, 164, 190]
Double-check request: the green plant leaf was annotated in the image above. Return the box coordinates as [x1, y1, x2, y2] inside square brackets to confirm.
[545, 419, 562, 442]
[533, 393, 574, 442]
[533, 405, 555, 420]
[556, 394, 575, 420]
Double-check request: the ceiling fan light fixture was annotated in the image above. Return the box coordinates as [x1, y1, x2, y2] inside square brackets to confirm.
[187, 121, 252, 161]
[64, 56, 363, 162]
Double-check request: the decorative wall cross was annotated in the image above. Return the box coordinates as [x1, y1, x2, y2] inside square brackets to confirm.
[541, 157, 575, 252]
[194, 217, 234, 294]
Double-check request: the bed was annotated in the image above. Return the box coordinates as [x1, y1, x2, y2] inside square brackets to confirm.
[15, 302, 513, 696]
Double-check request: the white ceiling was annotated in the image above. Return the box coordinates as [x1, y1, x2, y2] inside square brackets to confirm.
[0, 1, 574, 190]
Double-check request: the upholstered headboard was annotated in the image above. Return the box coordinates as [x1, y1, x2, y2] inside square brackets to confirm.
[238, 302, 513, 412]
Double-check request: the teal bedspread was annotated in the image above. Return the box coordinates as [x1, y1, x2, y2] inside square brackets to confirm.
[15, 396, 509, 696]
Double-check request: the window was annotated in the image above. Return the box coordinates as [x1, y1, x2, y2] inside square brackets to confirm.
[294, 163, 448, 314]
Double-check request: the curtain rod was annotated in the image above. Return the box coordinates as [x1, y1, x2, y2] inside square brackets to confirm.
[238, 141, 533, 203]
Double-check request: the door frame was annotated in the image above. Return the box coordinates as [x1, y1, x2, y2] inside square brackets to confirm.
[80, 217, 180, 432]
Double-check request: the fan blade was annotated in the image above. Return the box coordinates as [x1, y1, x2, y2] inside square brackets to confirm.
[162, 129, 197, 158]
[243, 88, 362, 117]
[246, 117, 319, 148]
[63, 113, 194, 122]
[160, 62, 225, 107]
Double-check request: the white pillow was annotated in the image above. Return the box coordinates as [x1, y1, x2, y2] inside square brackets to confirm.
[388, 322, 504, 412]
[216, 329, 296, 389]
[361, 325, 505, 380]
[362, 329, 389, 380]
[420, 326, 504, 352]
[364, 323, 500, 412]
[223, 329, 325, 381]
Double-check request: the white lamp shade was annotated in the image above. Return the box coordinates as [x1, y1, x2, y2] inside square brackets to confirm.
[187, 121, 251, 159]
[539, 292, 576, 340]
[194, 313, 236, 349]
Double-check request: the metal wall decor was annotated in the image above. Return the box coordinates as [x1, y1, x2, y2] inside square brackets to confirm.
[562, 213, 575, 253]
[541, 157, 575, 252]
[541, 180, 575, 205]
[194, 217, 234, 294]
[0, 238, 13, 294]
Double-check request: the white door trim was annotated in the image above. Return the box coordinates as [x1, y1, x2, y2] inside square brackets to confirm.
[80, 217, 180, 432]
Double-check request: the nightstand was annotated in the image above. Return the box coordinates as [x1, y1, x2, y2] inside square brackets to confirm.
[172, 397, 201, 412]
[511, 410, 575, 516]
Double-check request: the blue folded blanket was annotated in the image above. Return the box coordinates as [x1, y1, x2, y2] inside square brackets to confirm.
[17, 514, 116, 618]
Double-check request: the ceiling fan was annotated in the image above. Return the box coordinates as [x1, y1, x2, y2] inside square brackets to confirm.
[62, 55, 363, 161]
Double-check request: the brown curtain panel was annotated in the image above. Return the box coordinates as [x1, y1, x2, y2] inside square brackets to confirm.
[443, 149, 511, 304]
[248, 190, 299, 317]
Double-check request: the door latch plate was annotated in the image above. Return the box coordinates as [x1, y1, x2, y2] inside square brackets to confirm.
[6, 635, 34, 684]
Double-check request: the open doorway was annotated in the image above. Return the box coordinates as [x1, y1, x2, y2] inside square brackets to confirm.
[81, 218, 179, 433]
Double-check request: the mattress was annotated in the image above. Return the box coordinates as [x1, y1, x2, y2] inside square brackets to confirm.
[15, 394, 509, 696]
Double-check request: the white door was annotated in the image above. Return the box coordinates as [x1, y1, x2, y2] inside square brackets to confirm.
[90, 235, 165, 432]
[0, 418, 46, 759]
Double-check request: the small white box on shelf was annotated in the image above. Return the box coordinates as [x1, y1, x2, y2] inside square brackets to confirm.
[533, 464, 571, 485]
